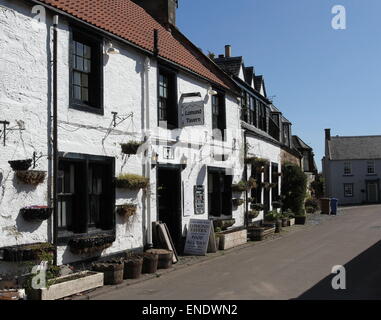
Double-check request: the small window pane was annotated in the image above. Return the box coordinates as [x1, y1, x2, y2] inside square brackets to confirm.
[73, 85, 81, 100]
[76, 56, 84, 71]
[82, 74, 88, 87]
[82, 88, 89, 102]
[73, 71, 81, 85]
[76, 42, 84, 56]
[84, 45, 91, 59]
[84, 59, 91, 73]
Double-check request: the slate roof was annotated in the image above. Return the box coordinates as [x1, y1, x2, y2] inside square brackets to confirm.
[292, 135, 312, 151]
[213, 56, 243, 77]
[37, 0, 235, 90]
[328, 136, 381, 160]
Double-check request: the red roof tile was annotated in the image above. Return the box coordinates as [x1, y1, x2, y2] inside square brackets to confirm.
[37, 0, 235, 90]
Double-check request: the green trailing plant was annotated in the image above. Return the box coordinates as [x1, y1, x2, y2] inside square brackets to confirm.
[232, 199, 245, 207]
[115, 173, 149, 190]
[281, 163, 307, 216]
[120, 141, 143, 155]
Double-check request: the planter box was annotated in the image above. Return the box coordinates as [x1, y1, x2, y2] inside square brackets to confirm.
[248, 226, 276, 241]
[288, 218, 295, 226]
[218, 229, 247, 250]
[295, 216, 306, 225]
[27, 271, 104, 300]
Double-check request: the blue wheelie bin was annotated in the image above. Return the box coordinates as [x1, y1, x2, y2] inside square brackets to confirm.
[330, 198, 338, 215]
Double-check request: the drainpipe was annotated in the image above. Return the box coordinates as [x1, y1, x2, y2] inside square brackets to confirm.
[144, 57, 153, 249]
[244, 130, 248, 228]
[52, 15, 59, 265]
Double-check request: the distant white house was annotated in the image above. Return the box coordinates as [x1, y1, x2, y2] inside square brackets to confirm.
[323, 129, 381, 205]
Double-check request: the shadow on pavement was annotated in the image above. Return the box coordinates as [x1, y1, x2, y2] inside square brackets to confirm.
[297, 240, 381, 300]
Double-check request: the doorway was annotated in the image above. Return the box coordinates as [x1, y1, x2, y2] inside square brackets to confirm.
[367, 181, 379, 203]
[157, 166, 182, 251]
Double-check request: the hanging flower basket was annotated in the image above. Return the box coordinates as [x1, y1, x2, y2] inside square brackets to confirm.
[213, 219, 236, 231]
[247, 178, 257, 189]
[8, 159, 32, 171]
[117, 204, 137, 218]
[115, 174, 149, 190]
[120, 141, 143, 155]
[0, 243, 55, 262]
[69, 234, 116, 255]
[248, 210, 260, 219]
[231, 181, 248, 192]
[20, 206, 52, 222]
[232, 199, 245, 207]
[251, 203, 264, 211]
[16, 171, 46, 186]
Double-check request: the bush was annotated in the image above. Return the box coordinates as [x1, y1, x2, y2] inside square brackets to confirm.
[305, 198, 319, 210]
[265, 210, 282, 222]
[116, 174, 149, 190]
[281, 163, 307, 216]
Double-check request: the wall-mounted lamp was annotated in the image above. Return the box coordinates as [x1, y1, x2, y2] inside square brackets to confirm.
[105, 42, 120, 55]
[208, 87, 218, 96]
[151, 152, 159, 168]
[180, 154, 188, 169]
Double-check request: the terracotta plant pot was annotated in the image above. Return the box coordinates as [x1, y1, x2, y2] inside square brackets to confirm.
[92, 261, 124, 285]
[8, 159, 32, 171]
[146, 249, 173, 269]
[20, 206, 52, 222]
[141, 253, 158, 274]
[123, 256, 143, 279]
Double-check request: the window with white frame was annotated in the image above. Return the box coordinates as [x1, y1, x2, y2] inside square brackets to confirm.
[367, 160, 375, 174]
[344, 162, 352, 175]
[344, 183, 354, 197]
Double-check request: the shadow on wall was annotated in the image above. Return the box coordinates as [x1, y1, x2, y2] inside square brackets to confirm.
[15, 211, 42, 233]
[297, 240, 381, 300]
[12, 175, 39, 194]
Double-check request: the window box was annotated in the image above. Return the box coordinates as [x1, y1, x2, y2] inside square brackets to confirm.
[218, 228, 247, 250]
[120, 141, 143, 155]
[68, 234, 115, 255]
[8, 159, 32, 171]
[27, 271, 104, 300]
[0, 243, 55, 262]
[20, 206, 52, 222]
[16, 171, 46, 186]
[115, 174, 149, 190]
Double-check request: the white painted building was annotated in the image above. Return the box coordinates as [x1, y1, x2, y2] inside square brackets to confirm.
[323, 129, 381, 205]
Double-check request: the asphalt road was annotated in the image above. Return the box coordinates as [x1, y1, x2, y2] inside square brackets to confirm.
[92, 205, 381, 300]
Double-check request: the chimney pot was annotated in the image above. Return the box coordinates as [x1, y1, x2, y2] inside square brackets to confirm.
[225, 45, 231, 58]
[325, 128, 331, 141]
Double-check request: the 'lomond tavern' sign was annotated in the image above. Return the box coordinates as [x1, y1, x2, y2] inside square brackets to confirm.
[181, 101, 205, 127]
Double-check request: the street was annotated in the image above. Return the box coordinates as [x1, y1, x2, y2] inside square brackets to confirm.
[90, 205, 381, 300]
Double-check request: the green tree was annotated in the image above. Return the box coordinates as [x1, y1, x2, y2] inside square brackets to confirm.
[281, 163, 307, 215]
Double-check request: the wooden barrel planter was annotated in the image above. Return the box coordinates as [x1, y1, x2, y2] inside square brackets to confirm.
[141, 253, 158, 274]
[92, 261, 124, 285]
[146, 249, 173, 269]
[248, 226, 276, 241]
[20, 206, 52, 222]
[123, 256, 143, 279]
[8, 159, 32, 171]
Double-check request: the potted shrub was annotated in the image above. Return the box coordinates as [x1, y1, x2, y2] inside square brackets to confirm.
[232, 199, 244, 207]
[123, 254, 143, 279]
[68, 234, 116, 255]
[265, 210, 282, 233]
[8, 159, 32, 171]
[305, 198, 319, 214]
[247, 210, 260, 220]
[92, 260, 124, 285]
[20, 206, 52, 222]
[16, 171, 46, 185]
[115, 173, 149, 190]
[117, 203, 137, 219]
[120, 141, 143, 155]
[146, 249, 173, 269]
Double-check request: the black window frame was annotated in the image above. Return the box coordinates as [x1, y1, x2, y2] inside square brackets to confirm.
[69, 26, 104, 115]
[208, 167, 232, 218]
[344, 183, 354, 198]
[211, 89, 227, 141]
[57, 153, 115, 241]
[157, 66, 178, 129]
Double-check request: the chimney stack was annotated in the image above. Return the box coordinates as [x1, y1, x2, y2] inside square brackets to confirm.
[325, 128, 331, 141]
[225, 45, 232, 58]
[133, 0, 178, 26]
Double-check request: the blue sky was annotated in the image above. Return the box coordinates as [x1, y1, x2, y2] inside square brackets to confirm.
[177, 0, 381, 171]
